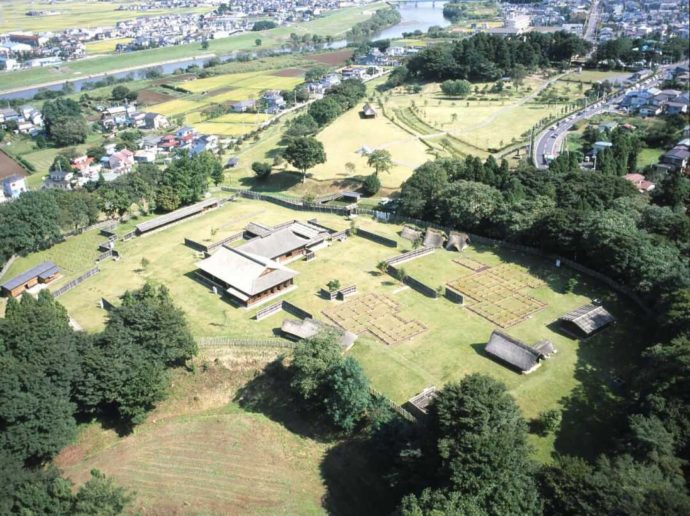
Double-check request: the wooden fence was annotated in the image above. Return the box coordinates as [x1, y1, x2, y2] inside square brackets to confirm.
[255, 301, 283, 321]
[197, 336, 296, 348]
[52, 267, 99, 298]
[384, 246, 435, 266]
[282, 300, 312, 320]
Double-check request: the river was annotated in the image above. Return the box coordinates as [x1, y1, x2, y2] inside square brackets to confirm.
[0, 1, 448, 100]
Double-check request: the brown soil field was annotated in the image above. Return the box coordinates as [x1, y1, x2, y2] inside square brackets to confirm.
[137, 89, 175, 105]
[0, 150, 28, 180]
[272, 68, 305, 77]
[307, 49, 354, 66]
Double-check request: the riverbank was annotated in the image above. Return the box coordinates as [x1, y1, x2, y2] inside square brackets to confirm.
[0, 2, 385, 95]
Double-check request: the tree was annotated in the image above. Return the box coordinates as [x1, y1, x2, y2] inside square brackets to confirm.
[111, 85, 131, 101]
[323, 357, 370, 433]
[251, 161, 272, 180]
[72, 469, 132, 515]
[201, 40, 209, 50]
[363, 173, 381, 196]
[327, 279, 341, 292]
[427, 374, 540, 514]
[252, 20, 277, 31]
[50, 116, 88, 147]
[367, 149, 393, 176]
[440, 79, 472, 97]
[0, 291, 80, 465]
[536, 409, 562, 435]
[255, 38, 262, 47]
[305, 65, 330, 83]
[283, 137, 326, 183]
[290, 331, 342, 401]
[308, 97, 343, 126]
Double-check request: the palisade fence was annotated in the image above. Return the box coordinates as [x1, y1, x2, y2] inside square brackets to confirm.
[384, 246, 435, 266]
[196, 336, 296, 349]
[369, 386, 415, 422]
[282, 300, 312, 320]
[212, 190, 656, 314]
[388, 264, 439, 299]
[52, 267, 100, 298]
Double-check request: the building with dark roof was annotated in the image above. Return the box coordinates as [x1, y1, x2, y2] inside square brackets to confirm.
[1, 261, 60, 298]
[238, 221, 328, 262]
[484, 330, 551, 374]
[559, 303, 615, 338]
[136, 198, 220, 234]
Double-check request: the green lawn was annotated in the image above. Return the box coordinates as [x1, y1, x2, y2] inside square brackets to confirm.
[638, 147, 664, 168]
[0, 3, 385, 92]
[6, 197, 648, 462]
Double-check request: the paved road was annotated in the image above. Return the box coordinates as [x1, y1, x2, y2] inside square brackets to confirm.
[532, 64, 682, 169]
[583, 0, 601, 43]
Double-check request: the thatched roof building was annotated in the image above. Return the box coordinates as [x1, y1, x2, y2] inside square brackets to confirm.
[361, 103, 377, 118]
[559, 303, 615, 337]
[400, 226, 422, 242]
[196, 247, 297, 307]
[423, 229, 445, 248]
[484, 330, 548, 374]
[446, 231, 470, 252]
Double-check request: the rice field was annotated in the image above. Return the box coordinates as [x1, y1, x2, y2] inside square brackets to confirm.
[84, 38, 132, 55]
[179, 72, 303, 94]
[150, 99, 207, 116]
[191, 122, 259, 137]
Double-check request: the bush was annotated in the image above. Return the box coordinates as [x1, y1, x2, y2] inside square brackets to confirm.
[536, 409, 561, 435]
[363, 173, 381, 196]
[251, 161, 272, 180]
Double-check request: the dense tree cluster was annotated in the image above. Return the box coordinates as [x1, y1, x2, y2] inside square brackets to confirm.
[290, 331, 371, 432]
[594, 36, 689, 66]
[0, 190, 99, 265]
[0, 284, 195, 511]
[346, 8, 401, 44]
[398, 155, 688, 299]
[41, 98, 89, 147]
[392, 32, 590, 85]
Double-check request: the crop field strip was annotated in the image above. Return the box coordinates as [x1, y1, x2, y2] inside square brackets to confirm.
[448, 264, 546, 328]
[322, 292, 427, 346]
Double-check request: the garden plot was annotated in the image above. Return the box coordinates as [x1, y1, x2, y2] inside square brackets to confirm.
[322, 292, 427, 346]
[454, 255, 489, 272]
[448, 264, 546, 328]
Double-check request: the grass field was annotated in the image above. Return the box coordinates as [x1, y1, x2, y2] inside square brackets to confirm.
[0, 3, 385, 92]
[55, 348, 330, 514]
[561, 70, 631, 84]
[84, 37, 133, 55]
[312, 105, 432, 189]
[0, 1, 209, 33]
[379, 77, 575, 154]
[8, 197, 648, 465]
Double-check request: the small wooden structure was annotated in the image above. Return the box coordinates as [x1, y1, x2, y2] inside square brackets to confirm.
[423, 229, 445, 248]
[400, 226, 422, 243]
[361, 103, 377, 118]
[281, 318, 358, 351]
[403, 387, 438, 419]
[1, 261, 60, 298]
[558, 303, 615, 338]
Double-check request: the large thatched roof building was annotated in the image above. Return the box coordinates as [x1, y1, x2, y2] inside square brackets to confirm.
[484, 330, 553, 374]
[559, 303, 615, 337]
[196, 247, 297, 307]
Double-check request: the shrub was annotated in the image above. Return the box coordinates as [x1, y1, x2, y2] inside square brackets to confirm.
[363, 173, 381, 196]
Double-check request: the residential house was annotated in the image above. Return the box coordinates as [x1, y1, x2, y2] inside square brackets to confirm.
[144, 112, 169, 130]
[191, 134, 218, 155]
[108, 149, 135, 173]
[262, 90, 286, 114]
[2, 175, 27, 199]
[231, 99, 256, 113]
[44, 168, 75, 190]
[660, 145, 690, 172]
[0, 108, 20, 124]
[623, 173, 655, 193]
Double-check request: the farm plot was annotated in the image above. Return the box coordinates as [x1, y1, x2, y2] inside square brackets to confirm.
[191, 122, 258, 137]
[84, 37, 132, 55]
[454, 255, 489, 272]
[0, 150, 27, 180]
[150, 98, 206, 116]
[448, 264, 546, 328]
[180, 71, 303, 94]
[322, 292, 427, 346]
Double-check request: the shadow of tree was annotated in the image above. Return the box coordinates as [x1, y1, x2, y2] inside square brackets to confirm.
[234, 358, 402, 515]
[239, 171, 303, 192]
